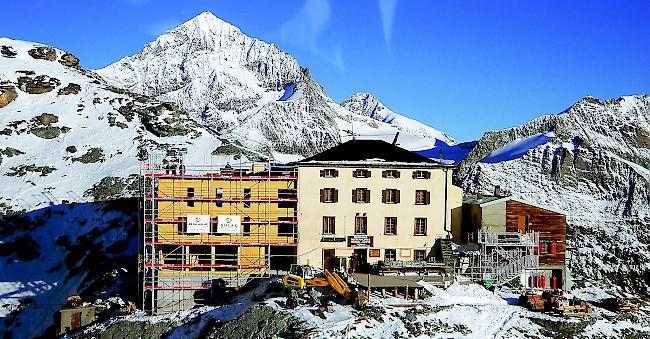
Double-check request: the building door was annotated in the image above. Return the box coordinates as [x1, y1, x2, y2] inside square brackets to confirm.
[323, 249, 335, 270]
[71, 311, 81, 329]
[353, 249, 368, 272]
[517, 215, 528, 233]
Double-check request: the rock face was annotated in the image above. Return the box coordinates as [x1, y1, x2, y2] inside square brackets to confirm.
[0, 85, 17, 107]
[341, 92, 457, 144]
[58, 83, 81, 95]
[17, 74, 61, 94]
[35, 113, 59, 126]
[459, 94, 650, 294]
[27, 46, 57, 61]
[58, 52, 80, 68]
[1, 45, 17, 58]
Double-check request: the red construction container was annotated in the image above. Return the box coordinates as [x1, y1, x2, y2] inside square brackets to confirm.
[551, 242, 557, 254]
[539, 275, 547, 289]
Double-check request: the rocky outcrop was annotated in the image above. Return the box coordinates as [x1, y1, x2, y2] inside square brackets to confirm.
[0, 85, 18, 107]
[58, 83, 81, 95]
[58, 52, 80, 68]
[17, 74, 60, 94]
[27, 46, 56, 61]
[1, 45, 17, 58]
[35, 113, 59, 126]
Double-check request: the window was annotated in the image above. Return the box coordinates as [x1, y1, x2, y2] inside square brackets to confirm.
[355, 216, 367, 234]
[414, 250, 427, 261]
[414, 218, 427, 235]
[243, 217, 251, 235]
[278, 188, 297, 208]
[353, 169, 371, 178]
[352, 188, 370, 203]
[187, 187, 195, 197]
[415, 190, 430, 205]
[385, 217, 397, 235]
[243, 188, 251, 208]
[320, 188, 338, 203]
[322, 216, 335, 234]
[186, 200, 194, 207]
[320, 169, 339, 178]
[382, 170, 400, 178]
[385, 249, 397, 261]
[382, 189, 400, 204]
[369, 249, 380, 257]
[518, 215, 530, 233]
[215, 188, 223, 207]
[412, 170, 430, 179]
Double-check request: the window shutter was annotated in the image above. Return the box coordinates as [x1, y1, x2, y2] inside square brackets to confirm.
[333, 169, 339, 177]
[353, 170, 358, 178]
[382, 190, 387, 203]
[352, 189, 357, 203]
[396, 190, 400, 203]
[367, 170, 371, 178]
[320, 169, 325, 177]
[320, 189, 325, 203]
[364, 189, 370, 203]
[425, 171, 431, 179]
[382, 171, 387, 178]
[412, 171, 417, 179]
[395, 171, 400, 178]
[425, 191, 430, 205]
[333, 189, 338, 203]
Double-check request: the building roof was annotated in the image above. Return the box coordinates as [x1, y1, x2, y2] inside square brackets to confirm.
[297, 139, 453, 167]
[463, 194, 566, 215]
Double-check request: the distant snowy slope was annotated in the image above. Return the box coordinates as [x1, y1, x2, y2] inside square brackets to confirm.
[341, 92, 457, 144]
[460, 95, 650, 294]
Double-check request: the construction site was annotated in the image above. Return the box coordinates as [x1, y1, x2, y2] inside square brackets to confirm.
[140, 155, 299, 314]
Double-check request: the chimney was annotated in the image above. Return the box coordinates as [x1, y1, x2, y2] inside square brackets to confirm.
[494, 185, 501, 197]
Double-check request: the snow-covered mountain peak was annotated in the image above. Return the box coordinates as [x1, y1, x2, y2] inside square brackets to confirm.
[341, 92, 457, 145]
[98, 13, 456, 156]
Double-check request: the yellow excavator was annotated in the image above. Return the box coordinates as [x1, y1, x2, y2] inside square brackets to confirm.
[283, 264, 365, 307]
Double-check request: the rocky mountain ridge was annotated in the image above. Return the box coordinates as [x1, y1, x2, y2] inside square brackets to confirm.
[460, 94, 650, 294]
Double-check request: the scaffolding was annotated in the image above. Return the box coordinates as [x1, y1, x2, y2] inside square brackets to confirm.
[140, 154, 298, 314]
[456, 231, 539, 286]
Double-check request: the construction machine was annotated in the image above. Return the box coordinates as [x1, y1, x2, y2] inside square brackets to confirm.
[519, 291, 592, 317]
[283, 264, 366, 308]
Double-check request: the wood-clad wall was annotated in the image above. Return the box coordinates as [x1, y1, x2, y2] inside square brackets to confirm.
[505, 200, 566, 266]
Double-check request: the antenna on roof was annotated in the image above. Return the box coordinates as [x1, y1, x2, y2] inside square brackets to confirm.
[392, 132, 399, 145]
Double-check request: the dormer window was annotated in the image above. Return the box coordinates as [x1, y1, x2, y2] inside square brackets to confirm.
[353, 169, 371, 178]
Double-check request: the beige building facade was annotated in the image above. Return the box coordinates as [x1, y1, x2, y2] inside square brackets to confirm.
[295, 140, 463, 271]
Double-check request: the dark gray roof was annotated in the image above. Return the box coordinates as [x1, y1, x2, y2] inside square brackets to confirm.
[298, 139, 445, 165]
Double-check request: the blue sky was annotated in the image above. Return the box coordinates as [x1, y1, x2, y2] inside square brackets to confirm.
[2, 0, 649, 141]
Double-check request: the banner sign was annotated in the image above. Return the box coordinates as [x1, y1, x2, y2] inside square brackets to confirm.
[321, 237, 346, 243]
[186, 215, 210, 233]
[217, 215, 241, 234]
[347, 235, 374, 247]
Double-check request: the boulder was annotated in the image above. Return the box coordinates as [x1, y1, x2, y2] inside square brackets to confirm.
[17, 75, 60, 94]
[1, 45, 17, 58]
[0, 85, 17, 108]
[35, 113, 59, 126]
[57, 83, 81, 95]
[27, 46, 56, 61]
[58, 52, 80, 68]
[65, 145, 77, 153]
